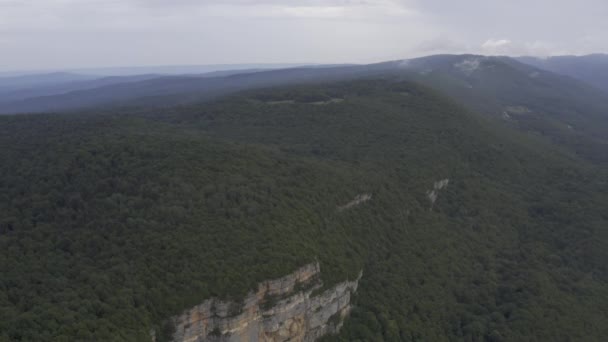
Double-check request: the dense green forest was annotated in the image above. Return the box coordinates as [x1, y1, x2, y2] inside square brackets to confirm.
[1, 79, 608, 341]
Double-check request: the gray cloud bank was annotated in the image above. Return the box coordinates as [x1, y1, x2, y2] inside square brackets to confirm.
[1, 0, 607, 71]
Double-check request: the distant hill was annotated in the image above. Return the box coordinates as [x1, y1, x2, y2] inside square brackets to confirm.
[0, 63, 310, 78]
[0, 64, 390, 114]
[69, 63, 313, 76]
[517, 54, 608, 93]
[0, 74, 161, 103]
[0, 68, 302, 106]
[2, 54, 608, 163]
[398, 54, 608, 161]
[0, 64, 318, 107]
[0, 72, 96, 92]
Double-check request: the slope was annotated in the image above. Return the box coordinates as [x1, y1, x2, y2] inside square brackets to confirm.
[0, 74, 161, 104]
[4, 54, 608, 166]
[0, 64, 386, 115]
[0, 72, 95, 91]
[1, 78, 608, 341]
[518, 54, 608, 93]
[399, 54, 608, 162]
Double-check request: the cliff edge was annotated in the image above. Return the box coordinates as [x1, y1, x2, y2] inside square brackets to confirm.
[169, 262, 361, 342]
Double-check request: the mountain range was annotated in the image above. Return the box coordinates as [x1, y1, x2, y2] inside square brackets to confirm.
[517, 54, 608, 92]
[1, 54, 608, 341]
[2, 54, 608, 116]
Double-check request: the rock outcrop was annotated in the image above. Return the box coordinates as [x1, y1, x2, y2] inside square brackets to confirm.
[427, 178, 449, 206]
[169, 262, 361, 342]
[337, 194, 372, 212]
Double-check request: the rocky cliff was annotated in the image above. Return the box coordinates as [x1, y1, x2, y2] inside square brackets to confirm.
[169, 262, 361, 342]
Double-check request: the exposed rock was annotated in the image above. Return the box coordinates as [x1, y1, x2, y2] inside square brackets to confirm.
[305, 98, 343, 105]
[338, 194, 372, 212]
[169, 263, 361, 342]
[427, 179, 449, 206]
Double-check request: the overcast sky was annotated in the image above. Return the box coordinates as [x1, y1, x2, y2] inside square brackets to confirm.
[2, 0, 607, 71]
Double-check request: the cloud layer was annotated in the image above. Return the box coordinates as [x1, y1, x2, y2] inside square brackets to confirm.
[1, 0, 607, 71]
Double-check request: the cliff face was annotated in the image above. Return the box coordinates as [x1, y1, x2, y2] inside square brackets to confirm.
[170, 263, 361, 342]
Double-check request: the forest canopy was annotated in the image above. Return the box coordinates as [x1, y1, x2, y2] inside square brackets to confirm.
[1, 79, 608, 341]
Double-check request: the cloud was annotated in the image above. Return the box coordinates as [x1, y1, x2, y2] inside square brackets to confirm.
[0, 0, 420, 33]
[480, 39, 557, 56]
[1, 0, 608, 71]
[141, 0, 420, 20]
[481, 39, 512, 53]
[481, 39, 513, 52]
[279, 6, 348, 19]
[415, 36, 471, 55]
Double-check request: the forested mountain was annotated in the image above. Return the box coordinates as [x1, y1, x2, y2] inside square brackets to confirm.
[67, 63, 310, 77]
[0, 72, 96, 91]
[2, 73, 608, 341]
[397, 55, 608, 162]
[0, 64, 391, 115]
[518, 54, 608, 93]
[0, 68, 306, 109]
[4, 56, 608, 167]
[0, 74, 163, 104]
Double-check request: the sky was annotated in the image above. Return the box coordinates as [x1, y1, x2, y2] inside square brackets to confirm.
[1, 0, 607, 71]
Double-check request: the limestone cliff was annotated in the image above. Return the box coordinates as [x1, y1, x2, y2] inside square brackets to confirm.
[169, 262, 361, 342]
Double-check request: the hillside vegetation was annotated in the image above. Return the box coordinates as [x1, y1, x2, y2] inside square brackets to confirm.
[518, 54, 608, 93]
[1, 79, 608, 341]
[401, 55, 608, 163]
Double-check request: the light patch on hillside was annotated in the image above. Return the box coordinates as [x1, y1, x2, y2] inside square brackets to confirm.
[505, 106, 531, 115]
[265, 98, 343, 106]
[427, 179, 449, 207]
[398, 59, 410, 68]
[338, 194, 372, 211]
[454, 58, 480, 75]
[266, 100, 295, 105]
[310, 98, 344, 105]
